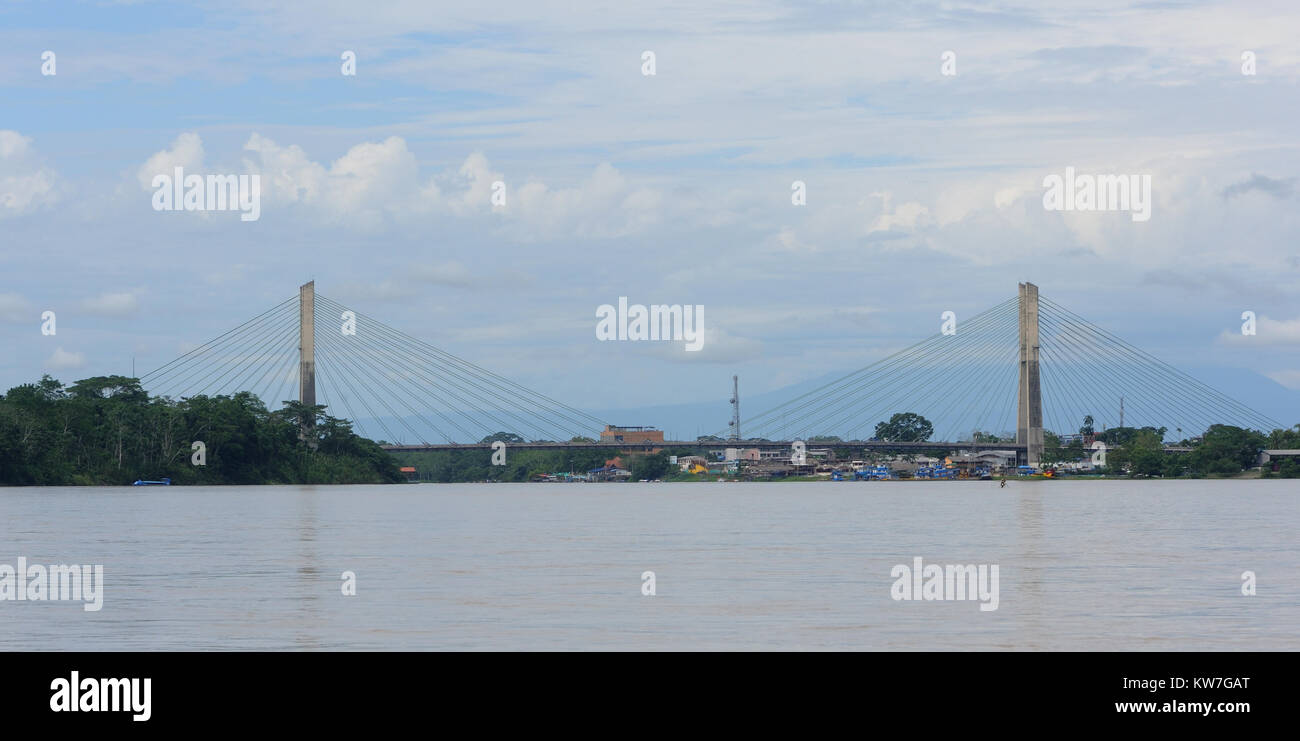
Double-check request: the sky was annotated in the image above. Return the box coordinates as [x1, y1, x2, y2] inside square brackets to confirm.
[2, 0, 1299, 437]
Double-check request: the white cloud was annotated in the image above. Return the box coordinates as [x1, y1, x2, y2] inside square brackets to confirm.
[507, 161, 662, 239]
[238, 135, 663, 236]
[45, 347, 86, 371]
[242, 133, 424, 219]
[137, 132, 205, 190]
[240, 134, 324, 204]
[318, 136, 421, 213]
[447, 151, 501, 215]
[1219, 315, 1300, 346]
[867, 194, 929, 235]
[0, 131, 59, 217]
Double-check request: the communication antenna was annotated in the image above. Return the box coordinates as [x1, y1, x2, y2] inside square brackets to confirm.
[728, 375, 741, 441]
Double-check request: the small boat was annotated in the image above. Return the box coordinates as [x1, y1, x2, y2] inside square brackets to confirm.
[854, 465, 893, 481]
[132, 478, 172, 486]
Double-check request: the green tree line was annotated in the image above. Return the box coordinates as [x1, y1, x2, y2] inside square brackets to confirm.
[1042, 422, 1300, 477]
[0, 375, 404, 485]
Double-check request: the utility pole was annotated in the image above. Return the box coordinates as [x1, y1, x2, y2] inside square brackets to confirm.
[728, 375, 741, 441]
[1119, 396, 1125, 429]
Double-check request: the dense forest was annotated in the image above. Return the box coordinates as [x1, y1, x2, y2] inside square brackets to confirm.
[0, 375, 404, 485]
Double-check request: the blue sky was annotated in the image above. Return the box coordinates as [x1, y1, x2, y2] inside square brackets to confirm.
[2, 0, 1299, 436]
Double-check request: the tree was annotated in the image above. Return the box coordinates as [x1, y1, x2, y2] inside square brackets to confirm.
[1268, 424, 1300, 449]
[479, 431, 525, 444]
[1188, 424, 1266, 474]
[629, 452, 670, 480]
[1041, 431, 1072, 465]
[1277, 458, 1300, 478]
[67, 375, 149, 404]
[0, 374, 403, 485]
[1126, 430, 1165, 476]
[1080, 415, 1094, 436]
[874, 412, 933, 442]
[275, 400, 328, 432]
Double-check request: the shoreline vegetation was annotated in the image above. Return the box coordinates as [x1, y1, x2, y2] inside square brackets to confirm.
[0, 375, 403, 486]
[2, 375, 1297, 485]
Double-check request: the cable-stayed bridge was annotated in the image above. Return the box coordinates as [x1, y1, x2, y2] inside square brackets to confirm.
[138, 282, 1281, 465]
[140, 282, 609, 446]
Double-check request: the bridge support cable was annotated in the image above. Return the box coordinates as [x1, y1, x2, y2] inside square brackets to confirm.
[316, 325, 470, 444]
[314, 293, 609, 442]
[142, 298, 294, 398]
[1037, 307, 1178, 433]
[946, 339, 1020, 442]
[310, 345, 372, 440]
[1045, 297, 1277, 430]
[140, 297, 299, 404]
[1038, 311, 1205, 434]
[1037, 296, 1280, 436]
[315, 295, 572, 443]
[899, 303, 1020, 436]
[838, 303, 1019, 441]
[1036, 311, 1106, 439]
[314, 314, 469, 444]
[135, 289, 611, 444]
[183, 315, 297, 399]
[731, 297, 1015, 439]
[262, 344, 300, 409]
[728, 287, 1279, 447]
[138, 296, 295, 384]
[212, 319, 302, 399]
[311, 336, 404, 444]
[730, 297, 1020, 441]
[312, 327, 436, 445]
[315, 294, 566, 443]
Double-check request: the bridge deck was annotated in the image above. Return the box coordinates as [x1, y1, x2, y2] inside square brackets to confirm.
[382, 440, 1030, 452]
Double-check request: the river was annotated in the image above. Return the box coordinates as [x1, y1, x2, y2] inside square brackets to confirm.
[1, 480, 1295, 650]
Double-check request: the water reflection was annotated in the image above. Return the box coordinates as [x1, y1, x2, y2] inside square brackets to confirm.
[1015, 488, 1046, 649]
[293, 486, 322, 650]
